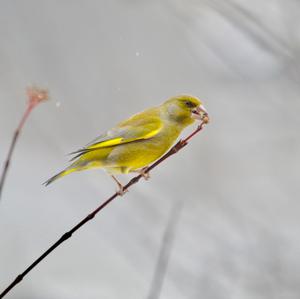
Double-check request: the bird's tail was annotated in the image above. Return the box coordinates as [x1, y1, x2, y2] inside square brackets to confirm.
[43, 167, 76, 186]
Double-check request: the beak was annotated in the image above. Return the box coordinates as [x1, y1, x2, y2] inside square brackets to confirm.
[191, 104, 208, 120]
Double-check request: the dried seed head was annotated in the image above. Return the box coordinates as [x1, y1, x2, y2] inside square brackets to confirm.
[27, 86, 49, 107]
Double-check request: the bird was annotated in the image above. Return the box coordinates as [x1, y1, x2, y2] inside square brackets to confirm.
[44, 95, 208, 194]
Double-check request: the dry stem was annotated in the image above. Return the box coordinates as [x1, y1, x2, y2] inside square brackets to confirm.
[0, 87, 48, 200]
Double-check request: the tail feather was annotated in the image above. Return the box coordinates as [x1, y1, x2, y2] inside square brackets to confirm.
[43, 168, 75, 186]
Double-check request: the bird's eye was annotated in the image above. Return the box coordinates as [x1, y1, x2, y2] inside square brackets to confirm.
[185, 101, 194, 108]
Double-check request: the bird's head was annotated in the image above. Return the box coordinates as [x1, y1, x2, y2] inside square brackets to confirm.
[162, 95, 208, 126]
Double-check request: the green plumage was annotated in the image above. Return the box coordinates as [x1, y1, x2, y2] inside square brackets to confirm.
[44, 95, 203, 186]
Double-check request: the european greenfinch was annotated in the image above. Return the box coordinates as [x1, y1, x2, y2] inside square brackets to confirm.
[44, 95, 207, 192]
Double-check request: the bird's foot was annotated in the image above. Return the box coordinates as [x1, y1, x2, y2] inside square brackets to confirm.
[116, 185, 128, 196]
[111, 175, 128, 196]
[138, 168, 150, 180]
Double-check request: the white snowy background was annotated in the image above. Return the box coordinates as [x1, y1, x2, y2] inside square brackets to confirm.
[0, 1, 299, 298]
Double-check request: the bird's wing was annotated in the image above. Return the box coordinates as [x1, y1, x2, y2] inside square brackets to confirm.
[70, 109, 163, 160]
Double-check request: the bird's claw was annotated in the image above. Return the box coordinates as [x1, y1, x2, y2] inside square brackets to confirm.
[111, 175, 128, 196]
[139, 168, 150, 180]
[116, 185, 128, 196]
[179, 139, 187, 146]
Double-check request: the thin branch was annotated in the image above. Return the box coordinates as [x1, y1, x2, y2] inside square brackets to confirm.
[0, 116, 209, 298]
[0, 87, 48, 201]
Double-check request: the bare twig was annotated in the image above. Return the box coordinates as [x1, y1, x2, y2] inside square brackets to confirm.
[0, 117, 209, 298]
[0, 87, 48, 201]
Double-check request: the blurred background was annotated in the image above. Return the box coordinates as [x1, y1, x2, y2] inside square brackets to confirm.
[0, 0, 299, 298]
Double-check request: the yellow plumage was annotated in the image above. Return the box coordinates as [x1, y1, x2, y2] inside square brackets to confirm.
[44, 95, 207, 186]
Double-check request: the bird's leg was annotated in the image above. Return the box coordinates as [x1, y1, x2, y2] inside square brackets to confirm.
[111, 175, 127, 196]
[135, 167, 150, 180]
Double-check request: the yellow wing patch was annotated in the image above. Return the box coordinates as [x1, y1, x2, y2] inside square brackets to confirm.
[87, 123, 161, 150]
[88, 137, 123, 149]
[69, 112, 163, 160]
[140, 127, 161, 139]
